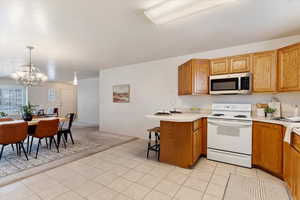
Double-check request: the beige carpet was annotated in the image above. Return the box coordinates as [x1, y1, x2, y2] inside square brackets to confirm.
[224, 174, 290, 200]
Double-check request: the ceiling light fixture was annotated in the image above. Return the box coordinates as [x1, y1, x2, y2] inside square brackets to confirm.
[11, 46, 48, 87]
[73, 72, 78, 85]
[144, 0, 236, 24]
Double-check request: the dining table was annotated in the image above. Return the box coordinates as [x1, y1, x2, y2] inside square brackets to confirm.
[27, 117, 67, 126]
[0, 117, 68, 153]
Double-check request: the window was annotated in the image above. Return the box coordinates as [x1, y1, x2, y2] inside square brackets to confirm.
[0, 87, 26, 115]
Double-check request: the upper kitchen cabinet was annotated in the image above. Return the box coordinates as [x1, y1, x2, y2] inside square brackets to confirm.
[229, 54, 251, 73]
[178, 62, 192, 95]
[210, 57, 229, 75]
[210, 54, 251, 75]
[178, 59, 210, 95]
[278, 43, 300, 92]
[252, 51, 277, 93]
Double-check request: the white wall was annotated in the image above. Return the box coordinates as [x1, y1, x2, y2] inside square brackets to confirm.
[77, 77, 99, 126]
[99, 35, 300, 138]
[28, 82, 77, 116]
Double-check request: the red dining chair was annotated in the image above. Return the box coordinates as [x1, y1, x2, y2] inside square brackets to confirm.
[0, 118, 17, 151]
[29, 119, 60, 158]
[0, 121, 29, 160]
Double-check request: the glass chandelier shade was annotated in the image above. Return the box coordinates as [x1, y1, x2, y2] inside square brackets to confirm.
[11, 46, 48, 87]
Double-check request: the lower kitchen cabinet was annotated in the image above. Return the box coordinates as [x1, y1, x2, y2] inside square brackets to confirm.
[193, 120, 203, 163]
[284, 133, 300, 200]
[160, 119, 204, 168]
[252, 121, 284, 178]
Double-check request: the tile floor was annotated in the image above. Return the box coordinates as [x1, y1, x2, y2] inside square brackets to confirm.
[0, 139, 285, 200]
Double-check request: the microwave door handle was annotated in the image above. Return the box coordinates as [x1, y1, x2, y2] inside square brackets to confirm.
[238, 77, 241, 91]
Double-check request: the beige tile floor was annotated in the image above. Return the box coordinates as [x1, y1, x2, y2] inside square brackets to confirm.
[0, 139, 285, 200]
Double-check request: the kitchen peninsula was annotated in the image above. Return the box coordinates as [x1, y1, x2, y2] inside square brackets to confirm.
[146, 113, 207, 168]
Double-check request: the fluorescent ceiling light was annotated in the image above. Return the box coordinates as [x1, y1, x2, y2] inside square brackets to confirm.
[144, 0, 236, 24]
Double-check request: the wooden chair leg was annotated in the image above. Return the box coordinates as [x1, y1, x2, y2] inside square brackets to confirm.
[11, 144, 14, 151]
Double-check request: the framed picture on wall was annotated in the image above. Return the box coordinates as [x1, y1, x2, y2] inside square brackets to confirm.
[113, 84, 130, 103]
[48, 88, 57, 102]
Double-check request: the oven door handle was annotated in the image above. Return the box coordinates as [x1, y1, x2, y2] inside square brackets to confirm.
[208, 120, 252, 128]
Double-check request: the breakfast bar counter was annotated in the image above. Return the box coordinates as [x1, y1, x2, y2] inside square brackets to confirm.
[146, 113, 206, 168]
[145, 113, 205, 122]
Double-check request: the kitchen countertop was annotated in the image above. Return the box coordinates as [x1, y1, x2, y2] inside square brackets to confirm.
[145, 113, 206, 122]
[145, 113, 300, 140]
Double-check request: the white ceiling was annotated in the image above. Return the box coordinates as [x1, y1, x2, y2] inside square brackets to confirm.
[0, 0, 300, 81]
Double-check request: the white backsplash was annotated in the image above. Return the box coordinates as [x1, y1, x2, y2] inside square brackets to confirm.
[176, 92, 300, 117]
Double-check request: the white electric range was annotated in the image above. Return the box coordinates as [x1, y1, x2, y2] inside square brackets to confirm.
[207, 104, 252, 168]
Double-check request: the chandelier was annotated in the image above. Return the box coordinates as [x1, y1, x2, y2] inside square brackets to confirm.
[11, 46, 48, 87]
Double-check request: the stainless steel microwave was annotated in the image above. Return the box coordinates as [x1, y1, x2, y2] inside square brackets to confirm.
[209, 73, 252, 95]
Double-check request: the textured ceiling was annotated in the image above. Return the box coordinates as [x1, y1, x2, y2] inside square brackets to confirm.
[0, 0, 300, 81]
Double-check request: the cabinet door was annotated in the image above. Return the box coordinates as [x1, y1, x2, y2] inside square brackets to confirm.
[160, 121, 193, 168]
[294, 148, 300, 200]
[178, 63, 192, 95]
[229, 54, 251, 73]
[202, 118, 207, 155]
[210, 58, 229, 75]
[252, 51, 277, 92]
[192, 60, 210, 94]
[283, 143, 293, 190]
[193, 130, 200, 163]
[252, 122, 284, 177]
[278, 43, 300, 92]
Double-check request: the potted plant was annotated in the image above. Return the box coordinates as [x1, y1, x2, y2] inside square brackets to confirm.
[21, 103, 36, 121]
[0, 112, 7, 118]
[264, 106, 276, 118]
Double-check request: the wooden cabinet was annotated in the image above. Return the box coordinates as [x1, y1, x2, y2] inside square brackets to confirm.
[193, 130, 201, 163]
[284, 133, 300, 200]
[202, 118, 207, 155]
[178, 63, 192, 95]
[178, 59, 210, 95]
[210, 54, 251, 75]
[160, 119, 204, 168]
[278, 43, 300, 92]
[252, 121, 284, 178]
[193, 119, 202, 162]
[252, 51, 277, 93]
[229, 54, 251, 73]
[210, 58, 229, 75]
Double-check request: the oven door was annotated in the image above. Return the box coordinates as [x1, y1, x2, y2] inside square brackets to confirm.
[207, 118, 252, 155]
[210, 77, 239, 94]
